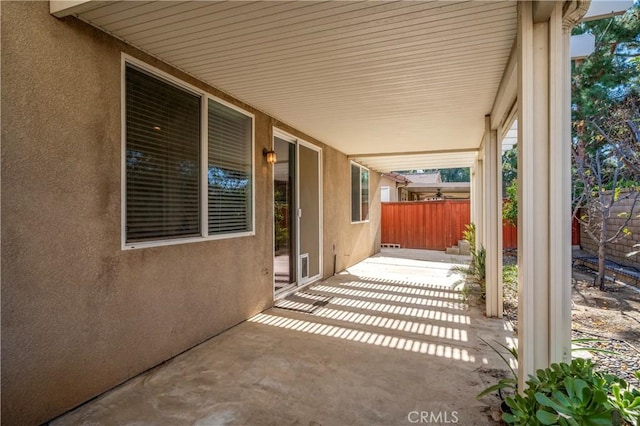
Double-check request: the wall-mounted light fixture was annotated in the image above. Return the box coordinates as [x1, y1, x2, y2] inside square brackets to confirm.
[263, 148, 277, 164]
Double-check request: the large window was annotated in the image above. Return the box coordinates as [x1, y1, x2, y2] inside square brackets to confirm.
[351, 162, 369, 223]
[124, 61, 253, 248]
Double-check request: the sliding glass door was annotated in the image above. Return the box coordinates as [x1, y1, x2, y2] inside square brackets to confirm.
[273, 132, 322, 295]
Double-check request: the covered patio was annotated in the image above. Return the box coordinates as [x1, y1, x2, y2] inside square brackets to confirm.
[2, 1, 615, 423]
[52, 249, 514, 425]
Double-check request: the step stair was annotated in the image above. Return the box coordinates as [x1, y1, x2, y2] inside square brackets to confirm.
[446, 240, 471, 256]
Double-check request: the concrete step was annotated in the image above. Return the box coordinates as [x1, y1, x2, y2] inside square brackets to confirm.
[445, 247, 460, 255]
[458, 240, 471, 255]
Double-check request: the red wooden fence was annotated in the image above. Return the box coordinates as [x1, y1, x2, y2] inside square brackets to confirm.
[382, 200, 581, 250]
[381, 200, 470, 250]
[503, 221, 518, 249]
[503, 217, 581, 248]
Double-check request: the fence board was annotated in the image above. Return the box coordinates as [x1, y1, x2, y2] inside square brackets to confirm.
[381, 200, 470, 250]
[382, 200, 580, 251]
[503, 221, 517, 249]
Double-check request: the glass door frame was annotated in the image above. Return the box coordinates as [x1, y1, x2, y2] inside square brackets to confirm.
[272, 128, 323, 298]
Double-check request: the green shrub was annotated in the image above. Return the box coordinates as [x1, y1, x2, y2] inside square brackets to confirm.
[503, 180, 518, 227]
[452, 223, 487, 296]
[501, 360, 640, 425]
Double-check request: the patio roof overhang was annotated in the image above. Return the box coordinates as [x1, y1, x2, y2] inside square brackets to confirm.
[51, 0, 519, 171]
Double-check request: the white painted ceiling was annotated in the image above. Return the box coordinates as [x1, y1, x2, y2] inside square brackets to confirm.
[70, 1, 518, 171]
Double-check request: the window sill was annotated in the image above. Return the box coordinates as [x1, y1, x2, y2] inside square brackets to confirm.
[123, 231, 255, 250]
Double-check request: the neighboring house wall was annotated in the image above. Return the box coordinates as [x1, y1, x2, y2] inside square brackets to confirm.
[379, 176, 400, 202]
[0, 3, 380, 425]
[579, 190, 640, 268]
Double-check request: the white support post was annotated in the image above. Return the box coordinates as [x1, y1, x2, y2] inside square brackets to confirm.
[517, 1, 573, 390]
[484, 117, 503, 318]
[470, 165, 477, 226]
[495, 125, 503, 319]
[549, 1, 573, 365]
[475, 158, 485, 250]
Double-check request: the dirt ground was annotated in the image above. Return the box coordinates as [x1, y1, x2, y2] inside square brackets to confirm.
[571, 266, 640, 350]
[504, 259, 640, 348]
[503, 257, 640, 387]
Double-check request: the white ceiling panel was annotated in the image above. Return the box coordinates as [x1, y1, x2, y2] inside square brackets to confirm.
[69, 0, 517, 171]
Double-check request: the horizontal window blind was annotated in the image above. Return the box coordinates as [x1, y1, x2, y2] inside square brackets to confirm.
[208, 100, 253, 235]
[351, 164, 361, 222]
[125, 65, 201, 242]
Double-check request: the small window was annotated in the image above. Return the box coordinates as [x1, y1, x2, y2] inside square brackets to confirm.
[208, 100, 252, 235]
[351, 162, 369, 223]
[124, 61, 254, 247]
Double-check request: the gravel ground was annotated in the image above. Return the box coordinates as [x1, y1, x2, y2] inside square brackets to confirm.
[502, 255, 640, 389]
[572, 329, 640, 388]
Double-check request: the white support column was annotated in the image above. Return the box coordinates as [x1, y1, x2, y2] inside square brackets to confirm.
[470, 164, 477, 226]
[484, 116, 503, 318]
[549, 1, 574, 365]
[495, 125, 504, 319]
[517, 1, 573, 390]
[475, 158, 485, 250]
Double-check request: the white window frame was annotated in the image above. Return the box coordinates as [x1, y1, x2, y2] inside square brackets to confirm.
[350, 161, 370, 224]
[121, 54, 255, 250]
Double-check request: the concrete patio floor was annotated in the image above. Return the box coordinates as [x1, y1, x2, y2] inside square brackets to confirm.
[52, 249, 514, 425]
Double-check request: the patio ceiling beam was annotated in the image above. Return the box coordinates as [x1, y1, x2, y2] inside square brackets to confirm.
[347, 148, 478, 159]
[533, 1, 557, 23]
[490, 42, 517, 132]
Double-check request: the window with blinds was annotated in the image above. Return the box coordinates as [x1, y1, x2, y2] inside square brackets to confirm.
[351, 162, 369, 223]
[124, 62, 254, 246]
[125, 65, 201, 242]
[208, 100, 252, 235]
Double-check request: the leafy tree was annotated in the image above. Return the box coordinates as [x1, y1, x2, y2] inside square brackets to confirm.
[502, 145, 517, 194]
[571, 4, 640, 290]
[393, 167, 470, 182]
[502, 145, 518, 226]
[503, 179, 518, 227]
[438, 167, 470, 183]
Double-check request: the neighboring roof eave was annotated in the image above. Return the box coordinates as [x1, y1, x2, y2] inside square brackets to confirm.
[382, 172, 411, 184]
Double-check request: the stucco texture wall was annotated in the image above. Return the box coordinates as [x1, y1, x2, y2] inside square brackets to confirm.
[322, 149, 382, 276]
[1, 3, 382, 424]
[579, 190, 640, 268]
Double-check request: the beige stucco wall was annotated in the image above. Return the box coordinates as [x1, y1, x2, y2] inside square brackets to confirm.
[322, 150, 382, 276]
[1, 3, 381, 424]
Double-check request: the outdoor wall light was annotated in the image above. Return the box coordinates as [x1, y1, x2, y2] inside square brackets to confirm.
[263, 148, 277, 164]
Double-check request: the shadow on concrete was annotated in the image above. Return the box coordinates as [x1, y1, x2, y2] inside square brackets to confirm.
[52, 249, 514, 426]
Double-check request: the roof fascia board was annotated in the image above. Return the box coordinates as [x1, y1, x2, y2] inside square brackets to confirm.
[50, 1, 106, 18]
